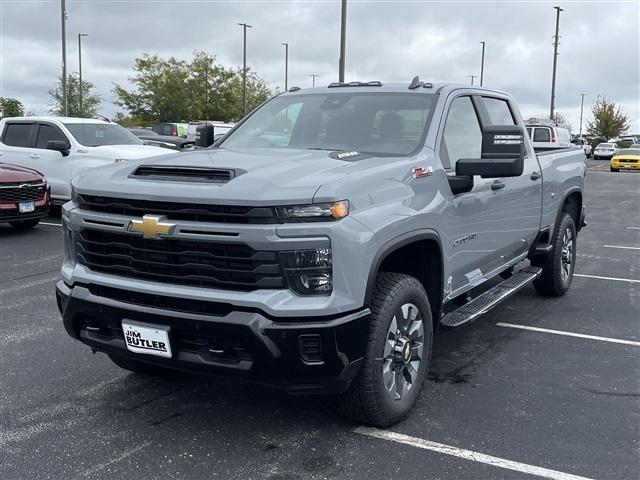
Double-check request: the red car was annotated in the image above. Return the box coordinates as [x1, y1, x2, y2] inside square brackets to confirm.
[0, 163, 49, 229]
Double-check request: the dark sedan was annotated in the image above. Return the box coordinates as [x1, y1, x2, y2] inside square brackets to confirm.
[128, 128, 195, 151]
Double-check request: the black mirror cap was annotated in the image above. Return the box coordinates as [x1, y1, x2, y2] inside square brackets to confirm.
[447, 175, 474, 195]
[46, 140, 71, 156]
[481, 125, 526, 159]
[456, 157, 524, 178]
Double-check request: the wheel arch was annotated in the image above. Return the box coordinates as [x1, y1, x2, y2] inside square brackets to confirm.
[365, 230, 444, 328]
[557, 188, 583, 233]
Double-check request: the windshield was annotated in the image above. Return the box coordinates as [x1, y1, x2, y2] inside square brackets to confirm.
[220, 92, 435, 156]
[64, 123, 143, 147]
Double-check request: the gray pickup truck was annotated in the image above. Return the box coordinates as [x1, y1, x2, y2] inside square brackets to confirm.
[56, 80, 586, 426]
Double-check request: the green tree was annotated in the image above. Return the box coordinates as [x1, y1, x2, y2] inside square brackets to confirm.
[114, 51, 272, 124]
[0, 97, 25, 118]
[586, 96, 630, 140]
[49, 73, 102, 117]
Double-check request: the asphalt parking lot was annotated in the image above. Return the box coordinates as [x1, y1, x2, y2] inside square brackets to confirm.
[1, 165, 638, 480]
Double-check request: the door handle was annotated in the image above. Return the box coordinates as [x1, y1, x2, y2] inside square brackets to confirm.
[491, 180, 505, 190]
[530, 171, 542, 181]
[29, 154, 40, 159]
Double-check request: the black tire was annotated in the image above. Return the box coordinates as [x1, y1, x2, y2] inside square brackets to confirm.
[108, 354, 172, 376]
[9, 218, 40, 230]
[610, 167, 619, 172]
[337, 272, 433, 427]
[532, 213, 577, 297]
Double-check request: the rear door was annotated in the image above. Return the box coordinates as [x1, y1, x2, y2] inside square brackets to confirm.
[477, 96, 542, 262]
[0, 121, 37, 169]
[532, 127, 552, 148]
[32, 122, 73, 201]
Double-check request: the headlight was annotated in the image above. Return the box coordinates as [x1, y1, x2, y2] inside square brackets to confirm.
[280, 248, 332, 295]
[276, 200, 349, 223]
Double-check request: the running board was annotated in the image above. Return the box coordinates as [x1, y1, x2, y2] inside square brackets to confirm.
[440, 267, 542, 330]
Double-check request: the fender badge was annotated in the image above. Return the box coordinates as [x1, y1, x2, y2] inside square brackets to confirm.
[412, 166, 433, 178]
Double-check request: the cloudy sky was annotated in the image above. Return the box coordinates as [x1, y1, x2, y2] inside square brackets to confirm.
[1, 0, 638, 132]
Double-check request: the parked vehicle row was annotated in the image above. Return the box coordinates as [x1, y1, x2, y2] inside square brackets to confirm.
[57, 81, 586, 426]
[0, 117, 172, 203]
[128, 128, 195, 151]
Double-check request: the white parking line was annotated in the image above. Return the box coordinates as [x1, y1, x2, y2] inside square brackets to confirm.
[626, 227, 640, 230]
[574, 273, 640, 284]
[603, 245, 640, 251]
[354, 427, 594, 480]
[39, 221, 62, 227]
[496, 323, 640, 347]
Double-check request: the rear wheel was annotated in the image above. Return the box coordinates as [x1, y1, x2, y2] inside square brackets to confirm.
[108, 354, 173, 376]
[533, 213, 576, 297]
[9, 218, 40, 230]
[337, 272, 433, 427]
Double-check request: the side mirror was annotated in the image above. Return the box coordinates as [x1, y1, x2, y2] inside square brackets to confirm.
[46, 140, 71, 157]
[456, 125, 525, 178]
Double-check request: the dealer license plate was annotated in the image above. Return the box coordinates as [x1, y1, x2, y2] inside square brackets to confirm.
[122, 321, 172, 358]
[18, 201, 35, 213]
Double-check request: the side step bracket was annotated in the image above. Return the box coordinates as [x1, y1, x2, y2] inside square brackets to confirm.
[440, 267, 542, 330]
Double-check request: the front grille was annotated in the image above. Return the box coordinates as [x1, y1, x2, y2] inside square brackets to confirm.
[77, 195, 279, 224]
[0, 182, 46, 202]
[76, 229, 286, 291]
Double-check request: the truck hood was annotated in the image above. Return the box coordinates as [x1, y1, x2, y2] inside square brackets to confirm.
[88, 144, 174, 159]
[0, 162, 44, 183]
[73, 147, 399, 205]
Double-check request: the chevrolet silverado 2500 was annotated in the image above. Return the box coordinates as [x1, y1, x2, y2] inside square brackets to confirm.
[56, 80, 586, 426]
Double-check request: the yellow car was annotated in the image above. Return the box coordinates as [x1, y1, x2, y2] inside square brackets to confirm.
[611, 148, 640, 172]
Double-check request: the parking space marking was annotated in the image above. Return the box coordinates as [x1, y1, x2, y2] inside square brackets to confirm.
[496, 323, 640, 347]
[603, 245, 640, 251]
[574, 273, 640, 283]
[626, 227, 640, 230]
[39, 222, 62, 227]
[354, 427, 594, 480]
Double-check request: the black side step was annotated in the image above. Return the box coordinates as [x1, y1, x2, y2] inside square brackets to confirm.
[440, 267, 542, 330]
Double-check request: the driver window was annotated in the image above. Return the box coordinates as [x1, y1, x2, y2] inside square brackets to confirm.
[35, 124, 68, 149]
[440, 96, 482, 170]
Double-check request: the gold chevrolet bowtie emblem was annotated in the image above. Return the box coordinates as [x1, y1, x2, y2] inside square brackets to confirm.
[127, 215, 176, 239]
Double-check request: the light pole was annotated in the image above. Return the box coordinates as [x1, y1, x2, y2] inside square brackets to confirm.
[78, 33, 88, 117]
[60, 0, 68, 116]
[238, 22, 252, 115]
[309, 74, 319, 88]
[480, 41, 486, 86]
[579, 93, 586, 137]
[550, 6, 563, 122]
[467, 75, 477, 86]
[282, 43, 289, 91]
[338, 0, 347, 82]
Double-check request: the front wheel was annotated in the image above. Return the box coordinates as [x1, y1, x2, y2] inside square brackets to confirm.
[533, 213, 577, 297]
[337, 272, 433, 427]
[610, 167, 619, 172]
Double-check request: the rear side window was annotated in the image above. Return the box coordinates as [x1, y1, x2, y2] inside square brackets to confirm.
[35, 124, 68, 149]
[2, 123, 33, 147]
[533, 128, 550, 142]
[483, 97, 515, 125]
[440, 96, 482, 169]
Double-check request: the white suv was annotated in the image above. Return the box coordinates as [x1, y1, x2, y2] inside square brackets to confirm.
[0, 117, 172, 203]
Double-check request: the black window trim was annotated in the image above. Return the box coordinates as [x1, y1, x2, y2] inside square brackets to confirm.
[1, 120, 37, 148]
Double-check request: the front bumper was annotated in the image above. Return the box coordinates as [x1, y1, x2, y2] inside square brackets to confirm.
[56, 281, 370, 394]
[0, 204, 49, 223]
